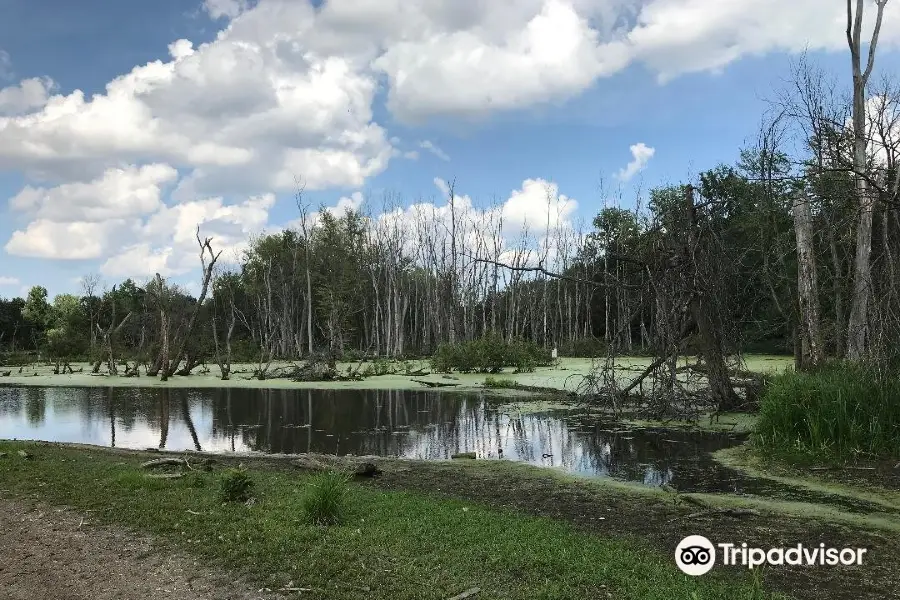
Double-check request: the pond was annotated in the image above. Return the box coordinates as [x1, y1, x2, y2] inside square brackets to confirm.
[0, 385, 756, 491]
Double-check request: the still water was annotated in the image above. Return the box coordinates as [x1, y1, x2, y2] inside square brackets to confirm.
[0, 386, 751, 491]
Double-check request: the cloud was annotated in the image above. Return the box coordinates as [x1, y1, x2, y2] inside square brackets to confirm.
[501, 178, 578, 234]
[373, 0, 630, 121]
[3, 0, 899, 280]
[5, 219, 132, 260]
[100, 193, 275, 278]
[615, 142, 655, 181]
[625, 0, 900, 83]
[0, 276, 19, 286]
[0, 16, 392, 192]
[325, 191, 365, 217]
[203, 0, 250, 20]
[362, 177, 578, 266]
[0, 77, 55, 116]
[419, 140, 450, 161]
[8, 163, 177, 222]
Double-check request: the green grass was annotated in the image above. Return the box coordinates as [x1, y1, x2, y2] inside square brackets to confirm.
[219, 467, 255, 503]
[755, 362, 900, 458]
[483, 376, 520, 389]
[0, 441, 786, 600]
[301, 470, 351, 525]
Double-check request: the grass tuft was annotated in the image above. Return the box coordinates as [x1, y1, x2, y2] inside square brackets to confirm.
[219, 468, 254, 503]
[300, 470, 351, 526]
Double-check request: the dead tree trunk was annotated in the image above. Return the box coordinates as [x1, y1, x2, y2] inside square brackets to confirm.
[846, 0, 887, 359]
[682, 185, 741, 411]
[161, 229, 221, 379]
[792, 190, 824, 369]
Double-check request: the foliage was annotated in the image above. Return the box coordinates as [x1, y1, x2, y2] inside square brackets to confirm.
[431, 333, 552, 374]
[755, 362, 900, 458]
[45, 294, 89, 363]
[358, 357, 399, 377]
[219, 468, 255, 503]
[300, 470, 352, 526]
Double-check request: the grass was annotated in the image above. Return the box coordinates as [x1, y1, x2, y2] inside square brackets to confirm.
[220, 467, 255, 503]
[301, 470, 351, 525]
[0, 441, 787, 600]
[483, 376, 520, 389]
[755, 362, 900, 458]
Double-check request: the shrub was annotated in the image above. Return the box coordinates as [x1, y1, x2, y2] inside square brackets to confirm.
[754, 361, 900, 458]
[301, 470, 351, 526]
[430, 333, 552, 374]
[220, 468, 255, 503]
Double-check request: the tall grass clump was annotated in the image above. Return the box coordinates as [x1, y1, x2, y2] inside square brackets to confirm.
[755, 361, 900, 458]
[220, 468, 255, 503]
[483, 376, 519, 389]
[301, 471, 352, 526]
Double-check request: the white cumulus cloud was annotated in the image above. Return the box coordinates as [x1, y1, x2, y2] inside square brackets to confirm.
[615, 142, 655, 181]
[0, 77, 56, 116]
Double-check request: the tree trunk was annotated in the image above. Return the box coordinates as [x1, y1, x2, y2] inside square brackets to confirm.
[792, 191, 824, 369]
[845, 0, 886, 359]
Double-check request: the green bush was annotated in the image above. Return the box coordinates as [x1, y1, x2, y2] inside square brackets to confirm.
[220, 468, 255, 503]
[755, 361, 900, 458]
[301, 470, 351, 526]
[430, 333, 552, 374]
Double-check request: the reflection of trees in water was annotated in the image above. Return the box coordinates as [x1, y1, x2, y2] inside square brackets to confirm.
[0, 387, 742, 489]
[108, 387, 115, 447]
[0, 387, 24, 416]
[205, 388, 471, 455]
[180, 392, 201, 451]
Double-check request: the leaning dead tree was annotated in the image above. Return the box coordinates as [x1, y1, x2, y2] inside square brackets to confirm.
[147, 228, 222, 381]
[475, 183, 746, 418]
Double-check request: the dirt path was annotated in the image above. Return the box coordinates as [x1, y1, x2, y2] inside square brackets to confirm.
[0, 499, 279, 600]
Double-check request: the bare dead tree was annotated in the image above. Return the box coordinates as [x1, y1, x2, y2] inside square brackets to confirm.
[846, 0, 888, 358]
[91, 285, 132, 375]
[80, 273, 101, 353]
[792, 189, 824, 368]
[211, 269, 237, 380]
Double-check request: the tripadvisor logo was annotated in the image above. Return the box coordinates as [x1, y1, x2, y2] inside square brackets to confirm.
[676, 535, 716, 576]
[675, 536, 867, 576]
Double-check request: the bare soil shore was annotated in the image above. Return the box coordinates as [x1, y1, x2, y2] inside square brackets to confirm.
[0, 498, 281, 600]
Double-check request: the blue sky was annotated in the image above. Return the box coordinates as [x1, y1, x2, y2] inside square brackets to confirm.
[1, 0, 899, 298]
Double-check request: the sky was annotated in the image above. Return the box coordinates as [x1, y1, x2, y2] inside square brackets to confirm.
[1, 0, 899, 299]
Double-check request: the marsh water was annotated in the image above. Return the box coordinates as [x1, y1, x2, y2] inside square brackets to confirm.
[1, 384, 891, 517]
[0, 385, 756, 489]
